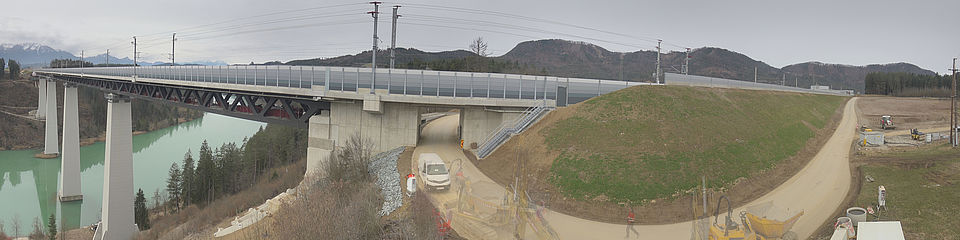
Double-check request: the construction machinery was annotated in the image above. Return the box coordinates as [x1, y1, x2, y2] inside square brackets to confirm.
[706, 196, 803, 240]
[880, 115, 894, 130]
[448, 150, 559, 240]
[910, 128, 924, 141]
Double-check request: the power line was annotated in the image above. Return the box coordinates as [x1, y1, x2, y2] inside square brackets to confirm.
[403, 15, 649, 50]
[134, 2, 365, 38]
[390, 2, 687, 48]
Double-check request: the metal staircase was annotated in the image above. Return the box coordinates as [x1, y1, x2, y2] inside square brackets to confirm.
[477, 102, 550, 158]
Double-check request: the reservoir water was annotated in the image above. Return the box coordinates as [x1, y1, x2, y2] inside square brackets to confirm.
[0, 113, 265, 236]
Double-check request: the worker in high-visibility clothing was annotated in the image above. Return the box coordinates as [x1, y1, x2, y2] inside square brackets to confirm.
[625, 205, 639, 238]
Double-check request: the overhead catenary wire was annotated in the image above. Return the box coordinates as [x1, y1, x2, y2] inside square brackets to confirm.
[78, 2, 690, 65]
[387, 2, 688, 48]
[402, 15, 649, 50]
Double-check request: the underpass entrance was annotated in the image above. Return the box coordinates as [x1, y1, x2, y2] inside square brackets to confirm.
[418, 107, 463, 146]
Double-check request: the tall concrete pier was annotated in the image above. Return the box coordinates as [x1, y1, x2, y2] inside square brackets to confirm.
[36, 78, 47, 119]
[93, 93, 137, 240]
[59, 83, 83, 202]
[43, 79, 59, 155]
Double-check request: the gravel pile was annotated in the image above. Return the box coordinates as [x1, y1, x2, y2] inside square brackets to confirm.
[368, 147, 405, 216]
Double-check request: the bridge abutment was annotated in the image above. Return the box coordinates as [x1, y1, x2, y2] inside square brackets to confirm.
[94, 93, 137, 240]
[43, 79, 59, 155]
[460, 106, 524, 152]
[59, 83, 83, 201]
[305, 99, 420, 180]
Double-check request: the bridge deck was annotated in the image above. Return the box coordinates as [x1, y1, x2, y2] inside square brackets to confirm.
[38, 66, 652, 107]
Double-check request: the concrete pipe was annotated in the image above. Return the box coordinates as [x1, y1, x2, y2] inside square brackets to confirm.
[846, 207, 867, 227]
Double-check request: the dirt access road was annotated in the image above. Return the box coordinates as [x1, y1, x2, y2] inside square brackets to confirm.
[415, 97, 858, 239]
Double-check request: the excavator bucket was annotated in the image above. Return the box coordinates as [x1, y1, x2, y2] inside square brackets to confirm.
[745, 211, 803, 238]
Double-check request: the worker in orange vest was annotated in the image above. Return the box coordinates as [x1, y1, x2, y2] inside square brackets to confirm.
[625, 205, 639, 238]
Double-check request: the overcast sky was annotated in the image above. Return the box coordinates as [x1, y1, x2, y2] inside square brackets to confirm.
[2, 0, 957, 72]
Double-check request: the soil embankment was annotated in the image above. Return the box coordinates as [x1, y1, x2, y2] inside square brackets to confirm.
[477, 85, 850, 224]
[418, 98, 860, 239]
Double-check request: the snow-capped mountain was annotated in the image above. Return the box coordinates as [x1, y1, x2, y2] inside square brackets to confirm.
[0, 43, 226, 67]
[0, 43, 76, 65]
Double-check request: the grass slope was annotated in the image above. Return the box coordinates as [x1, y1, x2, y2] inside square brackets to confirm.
[545, 86, 847, 203]
[852, 144, 960, 239]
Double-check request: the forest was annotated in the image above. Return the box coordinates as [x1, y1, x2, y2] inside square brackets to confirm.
[864, 72, 957, 97]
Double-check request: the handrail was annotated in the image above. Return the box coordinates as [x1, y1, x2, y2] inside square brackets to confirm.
[477, 101, 549, 158]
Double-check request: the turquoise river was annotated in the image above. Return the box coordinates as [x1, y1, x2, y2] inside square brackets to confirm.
[0, 113, 265, 237]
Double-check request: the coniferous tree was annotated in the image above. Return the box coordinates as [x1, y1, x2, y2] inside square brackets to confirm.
[7, 60, 20, 80]
[180, 150, 196, 206]
[196, 140, 216, 203]
[46, 214, 56, 240]
[0, 58, 5, 79]
[134, 188, 150, 230]
[166, 163, 182, 211]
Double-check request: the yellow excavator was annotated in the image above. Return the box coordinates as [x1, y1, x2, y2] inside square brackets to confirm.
[708, 196, 803, 240]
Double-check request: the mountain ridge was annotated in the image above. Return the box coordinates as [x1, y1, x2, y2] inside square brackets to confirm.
[1, 41, 935, 91]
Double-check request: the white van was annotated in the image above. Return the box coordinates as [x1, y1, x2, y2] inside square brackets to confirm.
[418, 153, 450, 191]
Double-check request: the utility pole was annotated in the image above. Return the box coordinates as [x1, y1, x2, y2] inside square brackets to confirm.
[172, 33, 177, 66]
[952, 58, 957, 147]
[106, 49, 110, 66]
[132, 36, 138, 78]
[795, 76, 798, 87]
[368, 1, 382, 94]
[754, 66, 758, 83]
[389, 5, 401, 69]
[655, 39, 662, 84]
[619, 53, 624, 81]
[80, 50, 84, 68]
[132, 36, 138, 66]
[782, 73, 786, 86]
[684, 48, 691, 75]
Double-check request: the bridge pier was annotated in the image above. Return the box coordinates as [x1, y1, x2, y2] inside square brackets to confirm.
[93, 93, 137, 240]
[36, 78, 47, 119]
[43, 79, 59, 155]
[59, 83, 83, 202]
[306, 111, 333, 180]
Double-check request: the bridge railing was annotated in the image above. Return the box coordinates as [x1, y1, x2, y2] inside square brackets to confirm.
[664, 73, 854, 96]
[41, 66, 652, 105]
[476, 101, 550, 158]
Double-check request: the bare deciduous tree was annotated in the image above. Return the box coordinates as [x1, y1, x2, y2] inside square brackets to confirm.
[470, 37, 489, 57]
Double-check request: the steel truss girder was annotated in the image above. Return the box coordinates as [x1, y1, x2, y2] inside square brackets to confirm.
[46, 75, 329, 126]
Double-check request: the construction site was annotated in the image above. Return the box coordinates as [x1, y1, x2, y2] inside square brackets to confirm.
[384, 88, 960, 240]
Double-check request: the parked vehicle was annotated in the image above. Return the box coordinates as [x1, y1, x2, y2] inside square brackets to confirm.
[880, 115, 894, 130]
[418, 153, 451, 191]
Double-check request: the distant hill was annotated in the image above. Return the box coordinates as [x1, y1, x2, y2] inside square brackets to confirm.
[0, 43, 76, 66]
[285, 39, 934, 92]
[781, 61, 935, 91]
[286, 48, 476, 67]
[0, 43, 226, 67]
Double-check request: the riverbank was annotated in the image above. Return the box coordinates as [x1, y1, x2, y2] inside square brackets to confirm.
[0, 113, 265, 238]
[0, 79, 202, 151]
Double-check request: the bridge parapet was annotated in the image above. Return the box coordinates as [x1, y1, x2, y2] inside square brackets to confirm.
[37, 65, 652, 107]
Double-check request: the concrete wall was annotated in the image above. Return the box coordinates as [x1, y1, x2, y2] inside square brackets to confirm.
[460, 106, 523, 151]
[306, 100, 421, 179]
[305, 97, 526, 179]
[330, 101, 420, 152]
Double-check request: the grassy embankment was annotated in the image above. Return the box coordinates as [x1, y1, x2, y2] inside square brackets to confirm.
[546, 86, 847, 202]
[851, 144, 959, 239]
